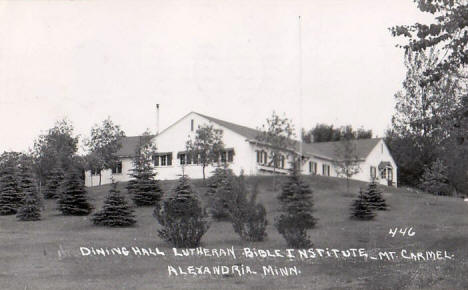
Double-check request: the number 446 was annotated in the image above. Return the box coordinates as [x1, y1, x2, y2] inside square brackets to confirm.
[388, 227, 415, 237]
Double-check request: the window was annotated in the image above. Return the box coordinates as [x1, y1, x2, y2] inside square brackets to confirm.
[154, 153, 173, 167]
[256, 150, 269, 165]
[179, 154, 186, 165]
[186, 153, 192, 165]
[263, 151, 268, 165]
[322, 164, 330, 176]
[370, 166, 376, 179]
[221, 151, 227, 163]
[280, 155, 285, 169]
[309, 161, 317, 174]
[381, 168, 386, 179]
[227, 150, 234, 162]
[192, 154, 199, 164]
[91, 168, 101, 175]
[387, 168, 393, 181]
[191, 119, 194, 131]
[153, 155, 159, 166]
[112, 161, 122, 174]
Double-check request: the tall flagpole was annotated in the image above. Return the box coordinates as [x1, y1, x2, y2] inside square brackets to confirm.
[298, 15, 303, 171]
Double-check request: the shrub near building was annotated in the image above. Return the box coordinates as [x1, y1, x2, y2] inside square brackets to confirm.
[275, 164, 317, 248]
[228, 175, 267, 242]
[93, 182, 136, 227]
[154, 175, 209, 248]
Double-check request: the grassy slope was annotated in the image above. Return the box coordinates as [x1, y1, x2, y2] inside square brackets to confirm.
[1, 175, 467, 290]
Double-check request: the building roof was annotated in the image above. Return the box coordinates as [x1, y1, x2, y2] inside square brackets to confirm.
[116, 112, 381, 161]
[115, 135, 155, 157]
[196, 112, 380, 160]
[309, 138, 382, 160]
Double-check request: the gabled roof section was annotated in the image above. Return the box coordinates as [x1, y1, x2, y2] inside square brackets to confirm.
[115, 135, 155, 158]
[195, 112, 261, 140]
[112, 112, 382, 161]
[310, 138, 382, 160]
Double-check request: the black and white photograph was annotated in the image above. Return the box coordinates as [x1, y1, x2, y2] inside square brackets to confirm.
[0, 0, 467, 289]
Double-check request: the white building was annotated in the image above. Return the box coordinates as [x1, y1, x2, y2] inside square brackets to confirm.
[85, 112, 397, 187]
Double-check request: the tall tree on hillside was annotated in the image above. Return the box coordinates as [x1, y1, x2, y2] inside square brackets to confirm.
[32, 119, 79, 189]
[390, 0, 467, 83]
[186, 124, 224, 181]
[332, 138, 361, 194]
[86, 117, 125, 185]
[58, 169, 93, 216]
[390, 0, 468, 193]
[0, 164, 22, 215]
[419, 158, 451, 195]
[16, 164, 41, 221]
[387, 50, 463, 187]
[256, 111, 295, 189]
[128, 131, 162, 206]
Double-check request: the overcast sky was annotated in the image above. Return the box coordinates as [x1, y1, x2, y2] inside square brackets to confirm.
[0, 0, 433, 153]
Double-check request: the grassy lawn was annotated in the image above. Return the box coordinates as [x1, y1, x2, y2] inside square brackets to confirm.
[1, 175, 467, 289]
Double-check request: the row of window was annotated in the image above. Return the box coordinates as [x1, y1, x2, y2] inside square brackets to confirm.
[308, 161, 330, 176]
[154, 150, 235, 167]
[255, 150, 286, 169]
[153, 153, 173, 166]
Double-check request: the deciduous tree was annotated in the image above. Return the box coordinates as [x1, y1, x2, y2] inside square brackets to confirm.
[332, 138, 361, 194]
[186, 124, 224, 181]
[86, 118, 125, 185]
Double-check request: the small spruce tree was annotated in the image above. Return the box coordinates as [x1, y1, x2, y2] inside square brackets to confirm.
[16, 164, 41, 221]
[43, 166, 64, 199]
[128, 134, 162, 206]
[362, 181, 387, 210]
[0, 164, 22, 215]
[206, 166, 234, 220]
[92, 182, 136, 227]
[58, 169, 93, 215]
[275, 162, 317, 248]
[229, 175, 268, 242]
[419, 159, 451, 195]
[350, 190, 375, 220]
[154, 175, 209, 247]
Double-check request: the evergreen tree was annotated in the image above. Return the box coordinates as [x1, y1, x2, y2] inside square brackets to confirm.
[16, 165, 41, 221]
[128, 133, 162, 206]
[419, 159, 451, 195]
[0, 164, 22, 215]
[43, 166, 64, 199]
[351, 190, 375, 220]
[362, 181, 387, 210]
[275, 164, 317, 248]
[58, 169, 93, 215]
[229, 176, 268, 242]
[206, 166, 234, 220]
[92, 182, 136, 227]
[154, 175, 209, 247]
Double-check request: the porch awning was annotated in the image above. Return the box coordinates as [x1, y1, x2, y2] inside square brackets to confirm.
[378, 161, 392, 170]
